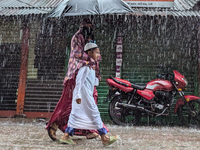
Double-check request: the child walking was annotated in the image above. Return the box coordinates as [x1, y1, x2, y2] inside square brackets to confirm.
[60, 43, 119, 146]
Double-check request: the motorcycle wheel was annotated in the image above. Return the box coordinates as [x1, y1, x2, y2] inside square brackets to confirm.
[177, 99, 200, 128]
[108, 96, 141, 126]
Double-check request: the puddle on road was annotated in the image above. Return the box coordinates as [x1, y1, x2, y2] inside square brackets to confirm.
[0, 118, 200, 150]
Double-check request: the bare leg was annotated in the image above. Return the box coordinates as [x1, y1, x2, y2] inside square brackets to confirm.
[60, 133, 76, 144]
[101, 134, 109, 144]
[101, 134, 119, 146]
[61, 133, 70, 140]
[86, 132, 100, 139]
[47, 122, 58, 141]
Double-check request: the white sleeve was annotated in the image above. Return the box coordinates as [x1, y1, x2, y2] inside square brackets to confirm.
[73, 66, 90, 101]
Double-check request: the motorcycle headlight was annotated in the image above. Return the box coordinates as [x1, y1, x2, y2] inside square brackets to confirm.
[182, 78, 188, 86]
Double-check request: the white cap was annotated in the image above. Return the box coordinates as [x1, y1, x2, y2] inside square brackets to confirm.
[84, 43, 98, 51]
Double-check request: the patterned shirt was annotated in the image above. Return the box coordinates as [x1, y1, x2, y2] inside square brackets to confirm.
[63, 30, 100, 85]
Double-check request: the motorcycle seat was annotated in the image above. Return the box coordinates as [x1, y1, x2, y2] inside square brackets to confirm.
[131, 83, 146, 90]
[110, 76, 131, 87]
[110, 77, 146, 90]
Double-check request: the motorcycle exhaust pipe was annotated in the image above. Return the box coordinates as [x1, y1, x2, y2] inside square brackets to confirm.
[117, 102, 155, 114]
[117, 103, 145, 111]
[117, 102, 168, 116]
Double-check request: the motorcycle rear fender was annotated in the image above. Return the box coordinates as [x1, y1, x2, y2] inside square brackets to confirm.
[174, 95, 200, 113]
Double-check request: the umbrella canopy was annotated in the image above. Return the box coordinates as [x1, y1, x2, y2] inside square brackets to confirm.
[48, 0, 133, 17]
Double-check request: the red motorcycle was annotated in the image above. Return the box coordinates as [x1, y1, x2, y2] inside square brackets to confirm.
[106, 65, 200, 127]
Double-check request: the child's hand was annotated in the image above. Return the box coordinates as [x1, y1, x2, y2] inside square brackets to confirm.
[76, 99, 81, 104]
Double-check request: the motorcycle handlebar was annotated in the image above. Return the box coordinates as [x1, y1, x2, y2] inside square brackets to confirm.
[157, 64, 164, 69]
[157, 64, 171, 70]
[156, 64, 174, 81]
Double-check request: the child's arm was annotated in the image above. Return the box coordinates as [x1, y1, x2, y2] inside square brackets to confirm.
[73, 66, 90, 104]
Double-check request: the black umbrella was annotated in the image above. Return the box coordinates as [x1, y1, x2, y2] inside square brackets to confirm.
[48, 0, 133, 17]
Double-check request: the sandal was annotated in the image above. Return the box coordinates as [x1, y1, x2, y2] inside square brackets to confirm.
[103, 135, 119, 147]
[47, 122, 58, 141]
[60, 138, 76, 145]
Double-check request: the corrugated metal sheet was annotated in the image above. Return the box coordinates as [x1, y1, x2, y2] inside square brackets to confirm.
[0, 0, 63, 8]
[0, 0, 199, 10]
[173, 0, 198, 10]
[0, 8, 51, 16]
[0, 0, 63, 16]
[130, 0, 200, 17]
[0, 0, 199, 16]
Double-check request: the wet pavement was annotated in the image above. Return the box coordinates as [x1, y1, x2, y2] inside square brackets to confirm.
[0, 118, 200, 150]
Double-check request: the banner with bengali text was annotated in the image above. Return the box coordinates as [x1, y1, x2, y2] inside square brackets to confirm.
[123, 0, 174, 8]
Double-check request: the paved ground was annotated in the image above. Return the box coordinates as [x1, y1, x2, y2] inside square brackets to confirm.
[0, 118, 200, 150]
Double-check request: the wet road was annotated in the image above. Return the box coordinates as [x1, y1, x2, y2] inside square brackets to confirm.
[0, 118, 200, 150]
